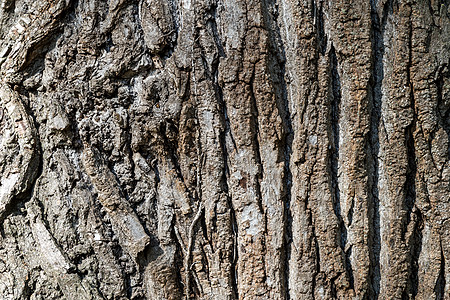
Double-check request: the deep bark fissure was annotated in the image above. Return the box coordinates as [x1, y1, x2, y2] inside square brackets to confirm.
[404, 5, 423, 298]
[21, 267, 42, 298]
[313, 0, 327, 56]
[329, 45, 345, 257]
[369, 0, 388, 296]
[229, 205, 239, 299]
[404, 120, 420, 284]
[436, 68, 450, 160]
[283, 133, 293, 300]
[404, 10, 417, 241]
[207, 2, 225, 59]
[409, 208, 423, 298]
[434, 241, 446, 299]
[248, 66, 265, 214]
[311, 220, 320, 300]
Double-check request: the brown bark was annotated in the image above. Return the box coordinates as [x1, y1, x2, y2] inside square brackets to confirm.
[0, 0, 448, 299]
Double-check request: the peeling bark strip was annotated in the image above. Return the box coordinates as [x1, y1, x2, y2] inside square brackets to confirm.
[0, 0, 448, 299]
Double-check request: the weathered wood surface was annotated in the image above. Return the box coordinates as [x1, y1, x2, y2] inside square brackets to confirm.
[0, 0, 448, 299]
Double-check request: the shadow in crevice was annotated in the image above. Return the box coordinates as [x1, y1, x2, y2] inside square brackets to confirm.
[436, 66, 450, 167]
[313, 0, 327, 56]
[434, 243, 446, 299]
[329, 45, 343, 245]
[408, 208, 423, 298]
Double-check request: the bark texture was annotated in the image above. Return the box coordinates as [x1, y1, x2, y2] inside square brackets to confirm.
[0, 0, 449, 299]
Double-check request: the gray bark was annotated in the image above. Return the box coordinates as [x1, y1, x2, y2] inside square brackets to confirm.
[0, 0, 449, 299]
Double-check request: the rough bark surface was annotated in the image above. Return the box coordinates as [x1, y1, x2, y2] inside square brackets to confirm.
[0, 0, 449, 299]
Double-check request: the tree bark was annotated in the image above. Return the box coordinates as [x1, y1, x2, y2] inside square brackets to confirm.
[0, 0, 449, 299]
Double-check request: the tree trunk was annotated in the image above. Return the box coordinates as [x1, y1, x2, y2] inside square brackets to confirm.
[0, 0, 449, 299]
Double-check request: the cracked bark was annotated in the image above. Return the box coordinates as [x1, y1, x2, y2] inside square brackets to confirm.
[0, 0, 448, 299]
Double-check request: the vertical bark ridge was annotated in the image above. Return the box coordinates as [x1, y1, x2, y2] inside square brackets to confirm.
[189, 0, 235, 297]
[218, 1, 270, 297]
[278, 1, 320, 298]
[279, 1, 353, 298]
[377, 0, 414, 297]
[409, 1, 450, 299]
[327, 0, 373, 297]
[261, 1, 294, 298]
